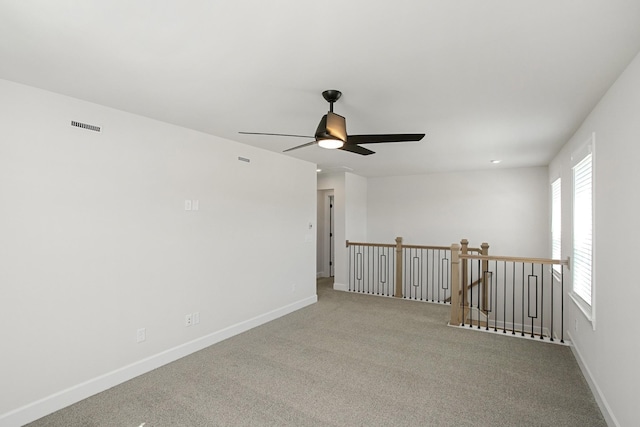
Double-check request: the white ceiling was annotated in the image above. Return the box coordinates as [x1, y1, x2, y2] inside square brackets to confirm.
[2, 1, 640, 177]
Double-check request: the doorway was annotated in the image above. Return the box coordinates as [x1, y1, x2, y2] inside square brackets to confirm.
[328, 195, 334, 277]
[317, 189, 335, 278]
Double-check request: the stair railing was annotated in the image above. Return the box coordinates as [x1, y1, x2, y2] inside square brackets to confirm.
[450, 243, 570, 342]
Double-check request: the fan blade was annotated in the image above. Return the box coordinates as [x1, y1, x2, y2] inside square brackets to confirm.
[346, 133, 425, 144]
[339, 144, 375, 156]
[283, 141, 317, 152]
[239, 131, 313, 138]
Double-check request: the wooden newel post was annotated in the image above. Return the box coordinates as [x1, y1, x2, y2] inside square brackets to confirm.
[450, 243, 461, 325]
[481, 242, 489, 255]
[460, 239, 469, 303]
[481, 242, 489, 312]
[395, 237, 403, 298]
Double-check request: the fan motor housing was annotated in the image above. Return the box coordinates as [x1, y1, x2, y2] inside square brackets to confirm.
[315, 112, 346, 142]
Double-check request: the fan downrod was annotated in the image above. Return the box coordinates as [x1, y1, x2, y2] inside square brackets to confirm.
[322, 90, 342, 112]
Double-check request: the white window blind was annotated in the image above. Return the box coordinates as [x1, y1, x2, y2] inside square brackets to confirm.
[551, 178, 561, 274]
[573, 153, 592, 306]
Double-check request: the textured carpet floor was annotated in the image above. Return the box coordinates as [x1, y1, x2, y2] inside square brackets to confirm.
[27, 278, 605, 426]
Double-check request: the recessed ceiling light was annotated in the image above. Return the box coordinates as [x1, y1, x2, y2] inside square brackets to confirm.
[316, 168, 322, 172]
[490, 160, 501, 164]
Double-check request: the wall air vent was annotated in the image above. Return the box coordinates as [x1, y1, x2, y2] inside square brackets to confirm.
[71, 121, 101, 132]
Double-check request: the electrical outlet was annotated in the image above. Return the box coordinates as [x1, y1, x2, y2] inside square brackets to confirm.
[136, 328, 146, 343]
[193, 312, 200, 324]
[185, 314, 193, 327]
[184, 200, 192, 211]
[292, 284, 296, 293]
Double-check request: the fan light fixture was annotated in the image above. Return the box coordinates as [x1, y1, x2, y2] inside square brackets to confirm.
[318, 138, 344, 149]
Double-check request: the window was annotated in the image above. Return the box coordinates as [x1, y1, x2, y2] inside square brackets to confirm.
[572, 139, 593, 316]
[551, 178, 561, 275]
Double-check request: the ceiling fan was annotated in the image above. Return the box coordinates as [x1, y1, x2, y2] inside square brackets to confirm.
[239, 90, 425, 156]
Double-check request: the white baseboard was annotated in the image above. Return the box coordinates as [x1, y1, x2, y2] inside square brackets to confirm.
[0, 295, 318, 427]
[333, 282, 349, 292]
[566, 330, 618, 427]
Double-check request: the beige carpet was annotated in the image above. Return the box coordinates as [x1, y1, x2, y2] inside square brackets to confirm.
[27, 277, 605, 426]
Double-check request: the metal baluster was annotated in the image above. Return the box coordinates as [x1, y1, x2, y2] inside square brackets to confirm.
[370, 246, 374, 294]
[477, 260, 482, 329]
[441, 253, 449, 304]
[431, 249, 435, 302]
[469, 259, 474, 328]
[521, 263, 525, 337]
[388, 247, 391, 296]
[373, 247, 377, 295]
[527, 263, 538, 338]
[378, 250, 384, 296]
[353, 246, 358, 292]
[390, 247, 394, 297]
[561, 266, 564, 343]
[424, 248, 428, 301]
[420, 249, 424, 301]
[438, 249, 443, 302]
[354, 246, 358, 292]
[493, 261, 498, 332]
[408, 248, 412, 299]
[512, 262, 516, 335]
[348, 245, 352, 291]
[503, 261, 507, 333]
[402, 248, 406, 299]
[367, 246, 371, 294]
[360, 245, 365, 293]
[550, 264, 554, 342]
[540, 264, 544, 340]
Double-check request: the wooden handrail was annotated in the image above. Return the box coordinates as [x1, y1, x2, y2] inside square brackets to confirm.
[345, 240, 395, 248]
[444, 277, 483, 302]
[402, 244, 451, 251]
[460, 254, 569, 266]
[467, 277, 483, 289]
[346, 240, 450, 251]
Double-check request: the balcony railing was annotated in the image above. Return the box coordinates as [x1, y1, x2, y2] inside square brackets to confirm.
[345, 237, 569, 344]
[346, 238, 479, 303]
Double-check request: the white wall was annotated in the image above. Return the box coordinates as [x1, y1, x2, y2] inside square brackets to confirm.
[345, 172, 368, 244]
[549, 51, 640, 427]
[367, 167, 549, 257]
[0, 79, 317, 426]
